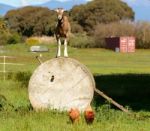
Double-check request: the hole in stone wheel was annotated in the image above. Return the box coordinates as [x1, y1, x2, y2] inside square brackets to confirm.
[50, 75, 54, 82]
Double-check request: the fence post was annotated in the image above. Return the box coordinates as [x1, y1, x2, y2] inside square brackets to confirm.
[0, 56, 24, 81]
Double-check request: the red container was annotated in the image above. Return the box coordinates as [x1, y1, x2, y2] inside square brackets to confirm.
[105, 37, 135, 53]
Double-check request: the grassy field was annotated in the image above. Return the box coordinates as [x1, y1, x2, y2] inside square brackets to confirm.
[0, 44, 150, 131]
[1, 44, 150, 74]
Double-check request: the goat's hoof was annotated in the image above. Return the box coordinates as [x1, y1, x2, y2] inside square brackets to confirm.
[56, 56, 61, 58]
[64, 55, 68, 58]
[64, 54, 68, 57]
[64, 55, 68, 57]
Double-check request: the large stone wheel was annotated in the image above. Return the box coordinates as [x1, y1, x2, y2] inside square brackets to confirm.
[28, 57, 95, 111]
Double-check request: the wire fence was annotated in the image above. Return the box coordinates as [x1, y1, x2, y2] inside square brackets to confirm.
[0, 56, 24, 81]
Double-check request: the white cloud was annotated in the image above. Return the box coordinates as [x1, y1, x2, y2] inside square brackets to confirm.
[22, 0, 50, 6]
[0, 0, 92, 7]
[0, 0, 50, 7]
[55, 0, 91, 1]
[21, 0, 28, 6]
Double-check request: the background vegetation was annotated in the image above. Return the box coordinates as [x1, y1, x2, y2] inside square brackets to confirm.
[70, 0, 134, 32]
[5, 6, 56, 37]
[0, 0, 150, 48]
[0, 17, 22, 45]
[0, 44, 150, 131]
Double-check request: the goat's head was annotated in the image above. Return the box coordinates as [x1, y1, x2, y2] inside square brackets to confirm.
[55, 8, 64, 20]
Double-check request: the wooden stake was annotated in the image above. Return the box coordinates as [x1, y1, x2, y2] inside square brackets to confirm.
[35, 56, 42, 64]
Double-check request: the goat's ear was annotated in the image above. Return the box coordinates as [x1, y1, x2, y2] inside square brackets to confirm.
[55, 8, 64, 13]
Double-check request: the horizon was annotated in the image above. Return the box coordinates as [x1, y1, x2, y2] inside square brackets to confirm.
[0, 0, 150, 21]
[0, 0, 91, 7]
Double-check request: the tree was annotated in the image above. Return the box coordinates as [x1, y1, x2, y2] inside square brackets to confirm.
[0, 18, 9, 45]
[0, 17, 8, 33]
[0, 17, 22, 45]
[70, 0, 134, 32]
[4, 6, 56, 37]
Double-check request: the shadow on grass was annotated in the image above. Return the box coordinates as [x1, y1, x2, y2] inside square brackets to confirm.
[1, 72, 150, 111]
[94, 74, 150, 111]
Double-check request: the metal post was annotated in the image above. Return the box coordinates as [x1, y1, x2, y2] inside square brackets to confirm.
[3, 56, 6, 81]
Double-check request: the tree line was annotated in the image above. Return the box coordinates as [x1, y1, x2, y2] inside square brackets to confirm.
[4, 6, 56, 37]
[1, 0, 150, 48]
[4, 0, 134, 37]
[70, 0, 134, 32]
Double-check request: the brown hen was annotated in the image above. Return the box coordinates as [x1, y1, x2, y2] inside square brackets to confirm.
[84, 105, 95, 124]
[68, 108, 80, 123]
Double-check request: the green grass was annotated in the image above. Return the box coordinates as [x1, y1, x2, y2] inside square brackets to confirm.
[1, 44, 150, 74]
[0, 44, 150, 131]
[0, 80, 150, 131]
[0, 110, 149, 131]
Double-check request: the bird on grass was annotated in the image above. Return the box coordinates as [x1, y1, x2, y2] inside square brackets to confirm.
[84, 105, 95, 124]
[68, 108, 80, 124]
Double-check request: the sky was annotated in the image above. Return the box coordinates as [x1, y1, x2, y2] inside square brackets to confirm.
[0, 0, 51, 7]
[123, 0, 150, 6]
[0, 0, 91, 7]
[0, 0, 149, 7]
[122, 0, 150, 21]
[0, 0, 149, 21]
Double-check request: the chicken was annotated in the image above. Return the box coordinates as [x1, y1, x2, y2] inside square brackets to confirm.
[84, 105, 95, 124]
[68, 108, 80, 123]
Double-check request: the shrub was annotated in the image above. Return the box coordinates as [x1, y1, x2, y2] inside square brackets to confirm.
[71, 22, 84, 34]
[93, 21, 136, 48]
[0, 18, 22, 45]
[35, 36, 56, 44]
[15, 72, 32, 87]
[14, 100, 33, 112]
[7, 71, 32, 88]
[0, 94, 14, 111]
[135, 22, 150, 49]
[70, 34, 95, 48]
[7, 33, 22, 44]
[26, 36, 56, 45]
[26, 37, 40, 45]
[0, 33, 8, 45]
[0, 94, 7, 110]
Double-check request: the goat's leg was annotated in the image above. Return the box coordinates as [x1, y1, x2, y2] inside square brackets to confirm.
[56, 39, 61, 57]
[64, 38, 68, 57]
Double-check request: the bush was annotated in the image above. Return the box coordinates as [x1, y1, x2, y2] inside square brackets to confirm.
[93, 21, 136, 48]
[7, 33, 22, 44]
[0, 33, 22, 45]
[71, 22, 84, 34]
[70, 34, 95, 48]
[5, 6, 56, 37]
[14, 72, 31, 87]
[0, 94, 7, 110]
[1, 18, 22, 45]
[7, 71, 32, 88]
[0, 33, 8, 45]
[0, 94, 14, 111]
[26, 37, 40, 45]
[26, 36, 56, 45]
[135, 22, 150, 49]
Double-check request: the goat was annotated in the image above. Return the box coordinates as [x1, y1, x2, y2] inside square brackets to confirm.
[55, 8, 71, 57]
